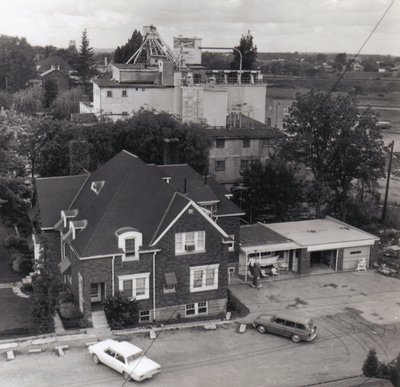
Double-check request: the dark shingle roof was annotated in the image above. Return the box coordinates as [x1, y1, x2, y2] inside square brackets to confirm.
[37, 55, 73, 72]
[157, 165, 218, 203]
[156, 165, 243, 216]
[240, 223, 292, 247]
[35, 174, 89, 229]
[69, 151, 184, 257]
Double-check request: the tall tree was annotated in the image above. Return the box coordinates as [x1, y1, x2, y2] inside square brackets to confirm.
[0, 35, 36, 92]
[235, 159, 303, 223]
[78, 29, 95, 81]
[114, 29, 143, 64]
[333, 52, 347, 71]
[0, 111, 34, 228]
[231, 31, 257, 71]
[281, 92, 386, 221]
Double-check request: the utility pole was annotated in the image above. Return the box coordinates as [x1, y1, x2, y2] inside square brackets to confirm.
[381, 140, 394, 222]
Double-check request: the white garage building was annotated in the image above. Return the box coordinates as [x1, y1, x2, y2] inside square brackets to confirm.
[239, 216, 379, 278]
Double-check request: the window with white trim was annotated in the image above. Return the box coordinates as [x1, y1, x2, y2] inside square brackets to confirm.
[118, 273, 150, 301]
[190, 264, 219, 292]
[175, 231, 205, 254]
[116, 230, 142, 261]
[106, 90, 112, 98]
[139, 310, 151, 322]
[185, 301, 208, 316]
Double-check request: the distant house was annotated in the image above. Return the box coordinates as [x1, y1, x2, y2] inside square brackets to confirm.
[36, 55, 74, 74]
[33, 150, 243, 325]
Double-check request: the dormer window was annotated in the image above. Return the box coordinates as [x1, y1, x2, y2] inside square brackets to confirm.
[61, 209, 79, 228]
[125, 238, 136, 257]
[91, 181, 105, 195]
[115, 227, 142, 261]
[70, 220, 88, 240]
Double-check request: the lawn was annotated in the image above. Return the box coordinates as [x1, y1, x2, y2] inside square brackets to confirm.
[0, 288, 39, 338]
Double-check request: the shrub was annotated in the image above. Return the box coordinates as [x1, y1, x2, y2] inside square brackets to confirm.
[4, 234, 29, 252]
[9, 250, 33, 275]
[103, 293, 139, 329]
[57, 289, 75, 305]
[59, 302, 80, 319]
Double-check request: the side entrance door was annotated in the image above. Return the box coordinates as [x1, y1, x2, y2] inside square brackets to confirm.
[90, 282, 104, 303]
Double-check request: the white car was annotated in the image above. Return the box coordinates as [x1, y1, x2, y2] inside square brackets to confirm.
[88, 339, 161, 382]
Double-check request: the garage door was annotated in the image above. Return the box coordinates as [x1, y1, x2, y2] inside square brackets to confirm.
[342, 246, 370, 270]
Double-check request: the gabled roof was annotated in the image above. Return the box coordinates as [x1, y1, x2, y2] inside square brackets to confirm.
[35, 174, 89, 229]
[155, 164, 243, 216]
[35, 151, 239, 258]
[68, 151, 181, 257]
[156, 164, 218, 203]
[37, 55, 73, 72]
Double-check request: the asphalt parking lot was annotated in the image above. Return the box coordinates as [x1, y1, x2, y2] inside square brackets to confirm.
[1, 270, 399, 387]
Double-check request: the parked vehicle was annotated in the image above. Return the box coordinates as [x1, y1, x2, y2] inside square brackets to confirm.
[88, 339, 161, 382]
[253, 312, 317, 343]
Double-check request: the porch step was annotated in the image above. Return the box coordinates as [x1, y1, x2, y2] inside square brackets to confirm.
[91, 310, 110, 330]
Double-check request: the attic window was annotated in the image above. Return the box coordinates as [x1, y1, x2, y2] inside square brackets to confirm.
[91, 181, 105, 195]
[162, 177, 171, 184]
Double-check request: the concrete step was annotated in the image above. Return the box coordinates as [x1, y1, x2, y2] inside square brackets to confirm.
[91, 311, 109, 330]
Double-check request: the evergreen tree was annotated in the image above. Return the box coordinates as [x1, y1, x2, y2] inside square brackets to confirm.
[362, 349, 380, 377]
[114, 29, 143, 64]
[231, 31, 257, 71]
[78, 29, 95, 81]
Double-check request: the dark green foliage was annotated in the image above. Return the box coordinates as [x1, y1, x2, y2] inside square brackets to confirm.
[236, 159, 303, 223]
[363, 349, 380, 377]
[51, 88, 84, 119]
[78, 29, 95, 81]
[31, 236, 64, 333]
[8, 235, 33, 275]
[281, 92, 385, 221]
[362, 349, 400, 387]
[202, 52, 232, 70]
[43, 79, 59, 108]
[13, 87, 44, 114]
[114, 29, 143, 64]
[231, 31, 257, 71]
[103, 293, 139, 329]
[334, 53, 347, 71]
[0, 92, 12, 109]
[0, 35, 36, 92]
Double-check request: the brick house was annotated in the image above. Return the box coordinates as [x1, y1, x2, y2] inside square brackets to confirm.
[33, 150, 243, 325]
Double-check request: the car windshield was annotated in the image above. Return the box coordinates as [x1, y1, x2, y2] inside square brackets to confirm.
[126, 352, 144, 364]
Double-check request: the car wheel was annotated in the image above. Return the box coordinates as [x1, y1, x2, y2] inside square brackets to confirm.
[92, 354, 100, 364]
[291, 334, 301, 343]
[123, 371, 132, 381]
[257, 325, 267, 334]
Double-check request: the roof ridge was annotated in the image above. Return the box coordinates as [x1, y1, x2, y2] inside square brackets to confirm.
[149, 192, 189, 246]
[68, 173, 91, 210]
[79, 167, 133, 256]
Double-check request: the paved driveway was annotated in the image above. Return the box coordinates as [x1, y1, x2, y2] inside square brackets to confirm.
[230, 271, 400, 326]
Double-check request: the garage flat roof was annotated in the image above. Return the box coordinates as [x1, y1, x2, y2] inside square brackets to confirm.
[264, 216, 378, 249]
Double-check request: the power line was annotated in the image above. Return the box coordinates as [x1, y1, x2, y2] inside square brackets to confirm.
[322, 0, 396, 102]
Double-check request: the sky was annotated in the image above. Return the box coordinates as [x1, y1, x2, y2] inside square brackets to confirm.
[1, 0, 399, 55]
